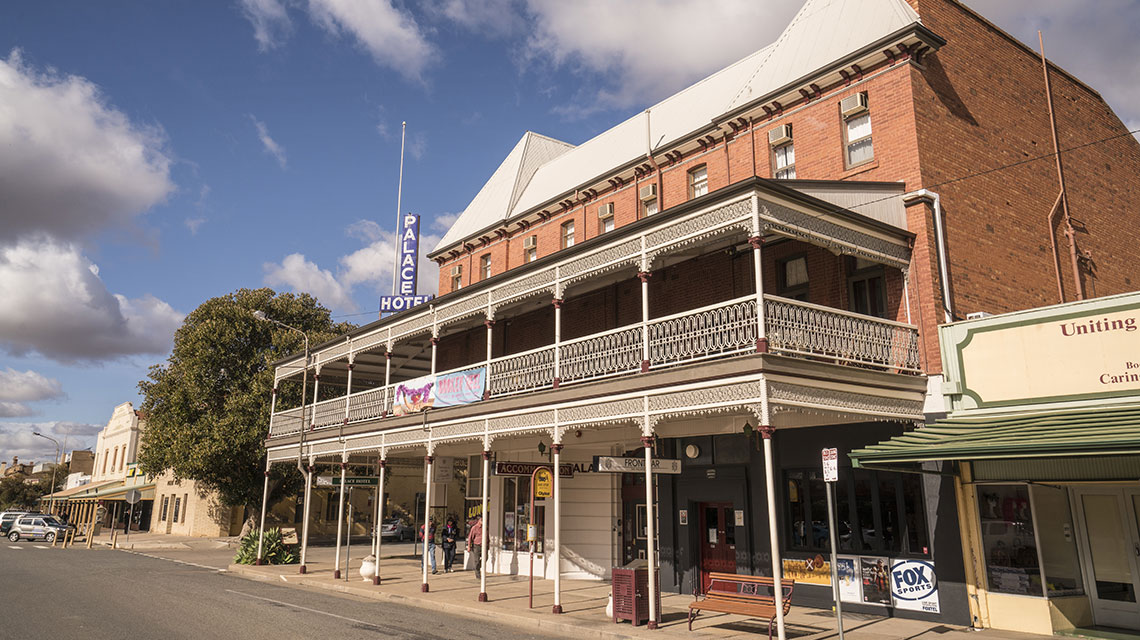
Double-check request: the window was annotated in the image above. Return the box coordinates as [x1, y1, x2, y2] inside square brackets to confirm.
[848, 258, 886, 318]
[773, 143, 796, 179]
[845, 112, 873, 167]
[524, 237, 538, 263]
[561, 220, 575, 249]
[643, 198, 658, 217]
[102, 450, 109, 475]
[479, 254, 491, 281]
[977, 485, 1040, 595]
[785, 467, 929, 557]
[160, 496, 169, 522]
[688, 165, 708, 198]
[172, 497, 182, 523]
[450, 265, 462, 291]
[501, 476, 544, 553]
[599, 210, 615, 234]
[111, 447, 119, 473]
[777, 256, 809, 301]
[182, 494, 188, 522]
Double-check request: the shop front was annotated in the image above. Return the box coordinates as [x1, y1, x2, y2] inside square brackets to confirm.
[851, 291, 1140, 636]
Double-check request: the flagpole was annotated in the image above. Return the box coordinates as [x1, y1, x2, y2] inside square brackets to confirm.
[388, 121, 407, 313]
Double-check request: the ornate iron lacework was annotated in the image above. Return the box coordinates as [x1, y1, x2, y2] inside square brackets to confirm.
[435, 295, 488, 329]
[647, 380, 766, 412]
[645, 199, 752, 255]
[561, 238, 641, 286]
[267, 447, 299, 462]
[309, 440, 344, 456]
[489, 410, 555, 432]
[344, 434, 385, 452]
[351, 331, 388, 356]
[648, 403, 765, 428]
[389, 312, 434, 341]
[492, 269, 556, 307]
[559, 398, 644, 424]
[758, 202, 910, 267]
[432, 421, 485, 441]
[383, 429, 425, 445]
[317, 340, 351, 366]
[767, 381, 924, 418]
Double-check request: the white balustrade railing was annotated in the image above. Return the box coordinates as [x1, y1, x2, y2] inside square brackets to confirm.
[764, 295, 921, 373]
[559, 325, 643, 384]
[649, 295, 758, 368]
[488, 344, 555, 396]
[270, 295, 921, 438]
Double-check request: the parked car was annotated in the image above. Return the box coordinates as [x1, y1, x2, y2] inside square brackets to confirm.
[379, 518, 412, 541]
[0, 510, 30, 536]
[7, 514, 75, 543]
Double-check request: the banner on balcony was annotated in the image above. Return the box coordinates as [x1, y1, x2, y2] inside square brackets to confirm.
[392, 366, 486, 416]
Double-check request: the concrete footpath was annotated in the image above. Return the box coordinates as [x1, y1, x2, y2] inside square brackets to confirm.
[86, 529, 239, 551]
[226, 545, 1047, 640]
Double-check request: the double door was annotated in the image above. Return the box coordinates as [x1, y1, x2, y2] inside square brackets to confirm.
[698, 502, 736, 591]
[1073, 488, 1140, 630]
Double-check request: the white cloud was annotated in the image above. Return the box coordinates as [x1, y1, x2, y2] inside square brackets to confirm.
[185, 217, 206, 235]
[0, 403, 37, 418]
[238, 0, 293, 51]
[431, 0, 525, 37]
[0, 421, 102, 463]
[251, 115, 288, 168]
[430, 212, 459, 233]
[408, 131, 427, 160]
[0, 238, 184, 363]
[307, 0, 437, 81]
[264, 220, 440, 313]
[0, 49, 174, 243]
[521, 0, 801, 117]
[0, 368, 64, 412]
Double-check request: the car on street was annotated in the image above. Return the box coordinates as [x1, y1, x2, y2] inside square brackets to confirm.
[379, 518, 412, 541]
[7, 514, 75, 543]
[0, 510, 30, 536]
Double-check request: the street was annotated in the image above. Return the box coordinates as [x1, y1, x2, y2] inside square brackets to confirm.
[0, 542, 561, 639]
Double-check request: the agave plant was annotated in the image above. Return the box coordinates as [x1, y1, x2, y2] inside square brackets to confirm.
[233, 527, 297, 565]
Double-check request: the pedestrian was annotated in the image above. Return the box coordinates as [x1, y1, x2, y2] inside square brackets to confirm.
[419, 517, 438, 574]
[466, 513, 483, 580]
[441, 516, 460, 573]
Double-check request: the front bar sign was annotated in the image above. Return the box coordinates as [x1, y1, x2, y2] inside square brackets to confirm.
[593, 456, 681, 474]
[379, 213, 434, 314]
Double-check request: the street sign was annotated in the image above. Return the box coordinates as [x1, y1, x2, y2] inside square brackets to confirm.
[593, 456, 681, 475]
[822, 448, 839, 483]
[124, 489, 142, 505]
[494, 461, 573, 478]
[315, 476, 379, 487]
[533, 467, 553, 499]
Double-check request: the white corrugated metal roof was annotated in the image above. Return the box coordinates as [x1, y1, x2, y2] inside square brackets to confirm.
[434, 0, 920, 254]
[434, 132, 575, 250]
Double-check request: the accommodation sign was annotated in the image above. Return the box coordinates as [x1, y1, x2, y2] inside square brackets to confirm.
[380, 213, 434, 313]
[494, 462, 573, 478]
[944, 294, 1140, 408]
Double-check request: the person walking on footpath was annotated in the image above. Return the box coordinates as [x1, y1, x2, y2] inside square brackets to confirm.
[466, 514, 483, 579]
[420, 517, 438, 574]
[441, 516, 460, 573]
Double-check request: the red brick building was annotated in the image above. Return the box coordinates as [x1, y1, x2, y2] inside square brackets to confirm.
[260, 0, 1140, 633]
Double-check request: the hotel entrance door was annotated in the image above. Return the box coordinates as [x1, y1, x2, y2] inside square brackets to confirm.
[1073, 488, 1140, 630]
[698, 502, 736, 591]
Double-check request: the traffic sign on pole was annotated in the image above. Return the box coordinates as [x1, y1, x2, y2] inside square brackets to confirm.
[822, 447, 844, 640]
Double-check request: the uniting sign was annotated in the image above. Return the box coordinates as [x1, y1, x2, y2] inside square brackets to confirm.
[392, 366, 487, 415]
[379, 213, 434, 314]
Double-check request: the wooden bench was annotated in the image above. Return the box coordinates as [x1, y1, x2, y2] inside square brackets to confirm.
[688, 573, 795, 637]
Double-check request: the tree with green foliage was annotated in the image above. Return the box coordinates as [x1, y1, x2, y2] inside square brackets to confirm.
[137, 288, 354, 520]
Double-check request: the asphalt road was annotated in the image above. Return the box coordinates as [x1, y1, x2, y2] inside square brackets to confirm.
[0, 541, 560, 639]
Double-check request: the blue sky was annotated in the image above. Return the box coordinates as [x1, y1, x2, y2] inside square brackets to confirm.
[2, 0, 1137, 464]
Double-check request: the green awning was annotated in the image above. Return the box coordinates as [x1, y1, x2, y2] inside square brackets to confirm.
[850, 404, 1140, 468]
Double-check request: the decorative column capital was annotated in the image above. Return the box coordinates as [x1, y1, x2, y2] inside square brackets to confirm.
[552, 298, 563, 309]
[385, 351, 393, 360]
[313, 373, 321, 381]
[484, 319, 495, 329]
[307, 465, 315, 473]
[481, 450, 492, 461]
[264, 470, 270, 478]
[379, 459, 387, 469]
[759, 425, 776, 439]
[637, 271, 652, 283]
[748, 235, 764, 250]
[550, 444, 564, 454]
[430, 337, 439, 347]
[346, 362, 355, 370]
[641, 435, 656, 448]
[340, 462, 347, 470]
[272, 387, 278, 395]
[425, 455, 434, 464]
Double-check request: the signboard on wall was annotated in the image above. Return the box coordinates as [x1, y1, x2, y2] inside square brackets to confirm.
[593, 456, 681, 474]
[889, 559, 940, 614]
[836, 556, 861, 603]
[940, 293, 1140, 409]
[860, 557, 892, 605]
[391, 367, 486, 415]
[379, 213, 434, 313]
[494, 462, 573, 478]
[782, 556, 831, 585]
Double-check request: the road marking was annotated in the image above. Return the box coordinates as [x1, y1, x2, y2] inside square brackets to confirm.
[224, 589, 389, 630]
[34, 545, 50, 549]
[118, 549, 226, 572]
[8, 545, 21, 549]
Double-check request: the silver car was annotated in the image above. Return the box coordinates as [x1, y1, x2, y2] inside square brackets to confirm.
[7, 515, 74, 543]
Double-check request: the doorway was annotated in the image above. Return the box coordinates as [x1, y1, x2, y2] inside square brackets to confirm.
[698, 502, 736, 591]
[1073, 487, 1140, 630]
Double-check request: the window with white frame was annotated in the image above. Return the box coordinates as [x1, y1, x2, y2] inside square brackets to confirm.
[774, 143, 796, 179]
[525, 236, 538, 263]
[479, 254, 491, 281]
[561, 220, 575, 249]
[450, 265, 462, 291]
[845, 112, 873, 167]
[643, 198, 658, 217]
[599, 209, 614, 234]
[688, 165, 708, 198]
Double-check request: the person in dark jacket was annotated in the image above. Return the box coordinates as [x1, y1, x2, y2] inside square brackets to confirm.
[419, 518, 437, 574]
[441, 517, 461, 573]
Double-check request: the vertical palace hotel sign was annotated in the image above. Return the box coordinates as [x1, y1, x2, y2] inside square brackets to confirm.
[380, 213, 434, 313]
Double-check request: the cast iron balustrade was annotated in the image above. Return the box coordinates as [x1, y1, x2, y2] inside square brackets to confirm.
[267, 296, 921, 438]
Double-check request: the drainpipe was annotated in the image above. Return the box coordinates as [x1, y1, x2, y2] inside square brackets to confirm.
[904, 189, 953, 323]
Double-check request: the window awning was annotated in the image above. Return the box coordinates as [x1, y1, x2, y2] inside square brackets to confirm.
[849, 404, 1140, 469]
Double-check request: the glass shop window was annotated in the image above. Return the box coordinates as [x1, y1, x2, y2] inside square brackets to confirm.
[1031, 485, 1083, 596]
[977, 484, 1042, 596]
[502, 476, 545, 554]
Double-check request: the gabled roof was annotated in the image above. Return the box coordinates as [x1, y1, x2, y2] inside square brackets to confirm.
[434, 132, 575, 251]
[433, 0, 923, 256]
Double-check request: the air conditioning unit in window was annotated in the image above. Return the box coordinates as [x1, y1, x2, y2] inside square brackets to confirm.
[639, 184, 657, 201]
[523, 236, 537, 250]
[767, 123, 792, 146]
[966, 311, 993, 320]
[597, 203, 614, 218]
[450, 265, 462, 277]
[840, 92, 869, 117]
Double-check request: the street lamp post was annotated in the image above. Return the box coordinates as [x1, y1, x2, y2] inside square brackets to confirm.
[32, 432, 61, 515]
[253, 310, 310, 568]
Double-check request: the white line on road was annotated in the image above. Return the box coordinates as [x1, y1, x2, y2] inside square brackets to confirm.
[224, 589, 389, 630]
[119, 549, 226, 572]
[8, 545, 21, 549]
[34, 545, 50, 549]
